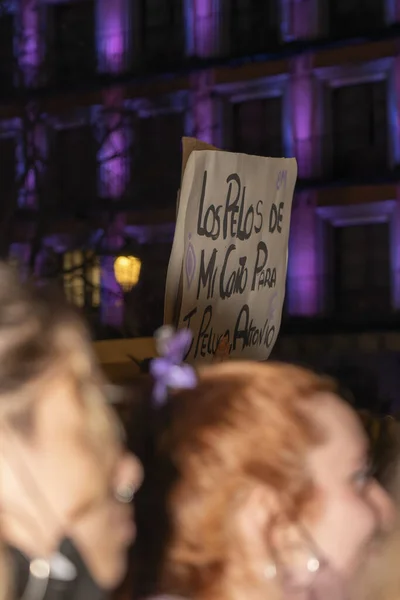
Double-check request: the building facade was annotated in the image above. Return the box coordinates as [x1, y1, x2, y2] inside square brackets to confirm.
[2, 0, 400, 391]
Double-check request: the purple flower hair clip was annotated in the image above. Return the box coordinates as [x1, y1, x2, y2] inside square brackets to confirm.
[150, 326, 197, 405]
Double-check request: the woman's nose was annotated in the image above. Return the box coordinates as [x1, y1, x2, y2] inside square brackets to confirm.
[114, 452, 143, 502]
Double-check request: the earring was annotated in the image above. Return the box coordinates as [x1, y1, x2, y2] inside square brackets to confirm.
[264, 555, 319, 582]
[114, 483, 135, 504]
[307, 557, 320, 573]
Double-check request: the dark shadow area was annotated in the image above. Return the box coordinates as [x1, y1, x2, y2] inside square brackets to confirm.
[124, 378, 179, 599]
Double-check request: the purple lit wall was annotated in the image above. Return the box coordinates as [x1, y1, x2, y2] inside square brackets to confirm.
[392, 187, 400, 308]
[287, 56, 321, 315]
[19, 0, 43, 209]
[391, 57, 400, 308]
[96, 0, 128, 73]
[287, 192, 320, 315]
[186, 0, 220, 58]
[190, 71, 215, 144]
[96, 2, 129, 329]
[282, 0, 318, 41]
[185, 0, 220, 145]
[20, 0, 40, 85]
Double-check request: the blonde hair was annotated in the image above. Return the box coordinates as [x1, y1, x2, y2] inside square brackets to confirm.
[159, 361, 335, 600]
[0, 264, 119, 600]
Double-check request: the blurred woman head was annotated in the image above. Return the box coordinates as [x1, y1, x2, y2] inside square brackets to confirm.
[0, 264, 142, 600]
[156, 361, 394, 600]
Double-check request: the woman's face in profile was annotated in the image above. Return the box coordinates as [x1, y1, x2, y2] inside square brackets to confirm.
[304, 394, 395, 580]
[0, 372, 142, 590]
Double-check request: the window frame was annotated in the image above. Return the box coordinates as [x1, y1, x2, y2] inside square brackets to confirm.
[125, 92, 190, 208]
[314, 58, 396, 177]
[45, 0, 96, 85]
[47, 107, 98, 211]
[214, 74, 291, 154]
[63, 249, 101, 310]
[316, 200, 399, 312]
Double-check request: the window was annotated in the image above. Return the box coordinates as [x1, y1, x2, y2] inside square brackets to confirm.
[63, 250, 100, 308]
[329, 0, 384, 37]
[8, 243, 30, 280]
[132, 112, 183, 208]
[230, 0, 279, 56]
[51, 125, 97, 212]
[140, 0, 184, 68]
[333, 222, 391, 317]
[233, 97, 283, 157]
[332, 81, 388, 178]
[0, 136, 16, 217]
[0, 13, 14, 90]
[50, 1, 96, 84]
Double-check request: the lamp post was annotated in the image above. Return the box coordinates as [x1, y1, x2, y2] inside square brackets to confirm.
[113, 255, 141, 291]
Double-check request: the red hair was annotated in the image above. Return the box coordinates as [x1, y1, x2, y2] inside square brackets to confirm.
[160, 361, 336, 599]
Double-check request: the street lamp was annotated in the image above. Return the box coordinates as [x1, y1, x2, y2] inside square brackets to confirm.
[113, 255, 141, 291]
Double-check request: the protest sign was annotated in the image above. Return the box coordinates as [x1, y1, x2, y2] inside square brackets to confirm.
[165, 139, 297, 365]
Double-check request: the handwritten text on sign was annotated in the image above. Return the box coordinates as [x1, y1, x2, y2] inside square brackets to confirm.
[166, 150, 297, 364]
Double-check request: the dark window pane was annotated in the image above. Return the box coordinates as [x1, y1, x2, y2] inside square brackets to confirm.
[233, 97, 283, 157]
[52, 1, 96, 84]
[332, 81, 388, 178]
[0, 137, 16, 217]
[231, 0, 279, 55]
[334, 222, 391, 316]
[0, 14, 14, 90]
[50, 125, 97, 212]
[132, 113, 183, 209]
[141, 0, 184, 68]
[329, 0, 384, 36]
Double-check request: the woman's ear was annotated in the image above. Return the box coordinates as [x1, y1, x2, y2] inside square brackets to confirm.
[231, 481, 278, 564]
[269, 518, 321, 589]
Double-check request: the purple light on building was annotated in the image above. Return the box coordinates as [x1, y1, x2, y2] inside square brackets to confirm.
[19, 0, 43, 209]
[192, 0, 218, 57]
[290, 56, 316, 180]
[390, 56, 400, 167]
[20, 0, 40, 85]
[96, 2, 129, 329]
[96, 0, 127, 74]
[286, 57, 320, 316]
[100, 126, 128, 199]
[189, 70, 215, 145]
[282, 0, 318, 41]
[287, 193, 320, 316]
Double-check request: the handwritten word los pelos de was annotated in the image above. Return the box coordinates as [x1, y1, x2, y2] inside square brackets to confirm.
[197, 241, 277, 301]
[197, 170, 287, 241]
[182, 303, 276, 361]
[197, 172, 263, 241]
